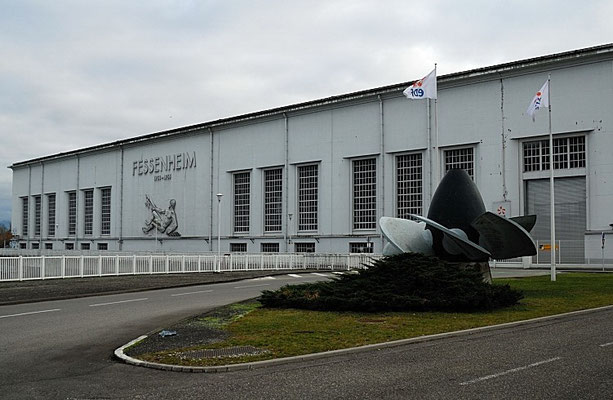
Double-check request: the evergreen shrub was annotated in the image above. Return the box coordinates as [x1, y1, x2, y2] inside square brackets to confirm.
[259, 253, 523, 312]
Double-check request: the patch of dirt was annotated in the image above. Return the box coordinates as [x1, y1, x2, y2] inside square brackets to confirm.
[124, 299, 258, 358]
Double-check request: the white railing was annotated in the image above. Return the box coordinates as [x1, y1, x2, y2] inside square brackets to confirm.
[0, 253, 379, 282]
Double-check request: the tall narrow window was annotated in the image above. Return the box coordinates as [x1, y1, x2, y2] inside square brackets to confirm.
[83, 189, 94, 236]
[21, 197, 29, 237]
[444, 147, 474, 179]
[34, 195, 41, 237]
[100, 187, 111, 235]
[264, 168, 283, 232]
[67, 191, 77, 236]
[47, 193, 56, 237]
[353, 158, 377, 230]
[298, 164, 318, 231]
[233, 172, 250, 233]
[396, 153, 423, 218]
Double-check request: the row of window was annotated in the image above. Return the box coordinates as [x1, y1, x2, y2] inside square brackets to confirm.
[20, 241, 374, 254]
[228, 242, 373, 254]
[235, 149, 458, 234]
[19, 242, 109, 250]
[19, 137, 585, 240]
[21, 187, 111, 238]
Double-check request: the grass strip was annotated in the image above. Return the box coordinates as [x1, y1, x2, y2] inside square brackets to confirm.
[138, 273, 613, 367]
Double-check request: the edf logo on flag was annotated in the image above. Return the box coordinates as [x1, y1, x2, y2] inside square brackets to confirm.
[403, 68, 437, 100]
[526, 79, 549, 121]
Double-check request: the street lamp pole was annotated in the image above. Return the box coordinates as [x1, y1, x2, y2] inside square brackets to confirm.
[216, 193, 223, 272]
[288, 213, 293, 251]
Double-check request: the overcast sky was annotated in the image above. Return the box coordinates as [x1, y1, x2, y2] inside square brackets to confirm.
[1, 0, 612, 224]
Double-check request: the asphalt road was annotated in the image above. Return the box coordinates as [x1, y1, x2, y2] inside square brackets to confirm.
[1, 272, 612, 399]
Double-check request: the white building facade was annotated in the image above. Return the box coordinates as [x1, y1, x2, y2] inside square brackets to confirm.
[10, 44, 613, 262]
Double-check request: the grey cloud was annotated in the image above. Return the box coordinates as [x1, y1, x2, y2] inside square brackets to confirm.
[1, 0, 613, 222]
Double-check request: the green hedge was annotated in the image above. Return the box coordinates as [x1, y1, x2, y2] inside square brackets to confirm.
[260, 253, 522, 312]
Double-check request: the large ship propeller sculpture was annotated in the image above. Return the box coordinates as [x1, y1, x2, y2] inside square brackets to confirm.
[380, 169, 537, 262]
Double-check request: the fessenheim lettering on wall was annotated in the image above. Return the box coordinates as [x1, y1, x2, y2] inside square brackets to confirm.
[132, 152, 197, 182]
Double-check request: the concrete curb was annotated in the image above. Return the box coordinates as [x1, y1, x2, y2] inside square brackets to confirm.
[115, 303, 613, 373]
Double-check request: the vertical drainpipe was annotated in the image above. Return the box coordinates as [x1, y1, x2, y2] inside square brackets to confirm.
[40, 161, 44, 248]
[27, 165, 31, 245]
[119, 146, 124, 250]
[209, 128, 214, 252]
[378, 95, 385, 252]
[500, 78, 508, 201]
[76, 155, 80, 249]
[283, 113, 289, 253]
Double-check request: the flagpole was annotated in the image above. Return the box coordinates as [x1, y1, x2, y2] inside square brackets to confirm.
[434, 63, 440, 186]
[548, 73, 556, 282]
[427, 99, 433, 201]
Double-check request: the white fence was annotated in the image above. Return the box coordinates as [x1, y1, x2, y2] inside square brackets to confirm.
[0, 253, 378, 282]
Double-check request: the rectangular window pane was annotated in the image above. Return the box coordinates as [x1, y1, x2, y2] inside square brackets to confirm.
[47, 194, 56, 237]
[83, 189, 94, 235]
[569, 136, 586, 168]
[68, 191, 77, 236]
[233, 172, 250, 233]
[298, 164, 318, 231]
[264, 169, 283, 232]
[353, 158, 377, 230]
[349, 242, 374, 253]
[34, 196, 41, 236]
[444, 148, 474, 179]
[261, 243, 279, 253]
[396, 153, 423, 218]
[97, 243, 108, 251]
[295, 242, 315, 253]
[101, 187, 111, 235]
[523, 141, 541, 172]
[65, 243, 74, 250]
[553, 138, 568, 169]
[230, 243, 247, 252]
[81, 243, 90, 250]
[21, 197, 29, 237]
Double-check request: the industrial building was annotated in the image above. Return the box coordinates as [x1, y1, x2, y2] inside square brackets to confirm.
[10, 44, 613, 263]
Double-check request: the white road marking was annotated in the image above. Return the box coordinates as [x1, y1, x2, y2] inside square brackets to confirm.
[599, 342, 613, 347]
[0, 308, 61, 319]
[171, 290, 213, 297]
[332, 272, 345, 275]
[288, 274, 302, 278]
[459, 357, 561, 386]
[234, 283, 271, 289]
[89, 298, 148, 307]
[311, 273, 329, 277]
[250, 276, 276, 281]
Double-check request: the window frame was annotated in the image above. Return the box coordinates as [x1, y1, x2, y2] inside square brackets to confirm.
[83, 189, 94, 236]
[352, 157, 377, 231]
[263, 168, 283, 233]
[444, 147, 475, 180]
[100, 187, 112, 236]
[297, 164, 319, 232]
[233, 171, 251, 234]
[396, 152, 423, 218]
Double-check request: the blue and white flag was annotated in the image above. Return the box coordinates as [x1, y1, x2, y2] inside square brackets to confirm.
[403, 68, 437, 100]
[526, 80, 549, 121]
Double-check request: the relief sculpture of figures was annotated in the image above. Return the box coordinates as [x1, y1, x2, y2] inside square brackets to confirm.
[142, 195, 181, 237]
